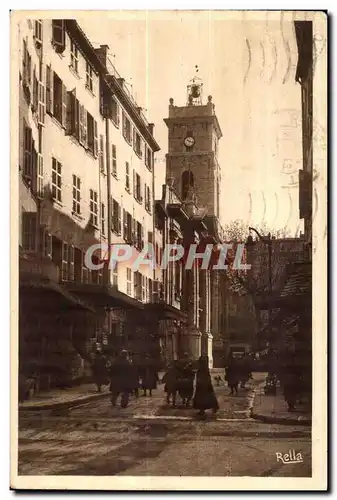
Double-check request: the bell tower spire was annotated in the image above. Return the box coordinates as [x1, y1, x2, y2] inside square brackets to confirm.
[186, 65, 203, 106]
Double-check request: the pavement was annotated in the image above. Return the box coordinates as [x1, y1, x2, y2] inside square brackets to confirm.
[19, 383, 111, 411]
[251, 381, 312, 426]
[17, 374, 312, 478]
[19, 371, 312, 426]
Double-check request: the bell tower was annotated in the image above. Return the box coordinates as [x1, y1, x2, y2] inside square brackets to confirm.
[164, 78, 222, 219]
[164, 77, 224, 368]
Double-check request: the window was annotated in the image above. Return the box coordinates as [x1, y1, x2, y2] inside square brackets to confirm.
[133, 129, 142, 158]
[145, 184, 152, 213]
[61, 243, 75, 282]
[70, 40, 79, 73]
[89, 189, 98, 227]
[52, 158, 62, 202]
[133, 171, 142, 202]
[34, 20, 43, 47]
[23, 124, 33, 180]
[122, 112, 131, 144]
[86, 62, 93, 92]
[66, 91, 79, 138]
[87, 112, 98, 156]
[112, 261, 118, 286]
[145, 146, 153, 170]
[101, 203, 105, 235]
[110, 97, 119, 127]
[39, 228, 52, 258]
[133, 271, 142, 300]
[52, 20, 65, 53]
[99, 135, 105, 173]
[123, 210, 132, 242]
[126, 268, 132, 296]
[181, 170, 194, 200]
[72, 174, 81, 214]
[136, 222, 144, 250]
[91, 255, 102, 285]
[142, 275, 146, 302]
[32, 67, 38, 112]
[125, 162, 130, 191]
[22, 38, 32, 88]
[53, 72, 67, 126]
[111, 199, 121, 235]
[22, 212, 37, 252]
[111, 145, 117, 177]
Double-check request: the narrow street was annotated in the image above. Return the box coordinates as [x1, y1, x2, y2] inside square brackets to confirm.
[18, 375, 311, 477]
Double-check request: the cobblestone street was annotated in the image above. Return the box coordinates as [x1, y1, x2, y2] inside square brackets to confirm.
[18, 376, 311, 477]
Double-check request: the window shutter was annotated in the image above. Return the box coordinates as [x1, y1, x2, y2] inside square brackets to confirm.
[22, 212, 37, 252]
[38, 81, 45, 125]
[79, 104, 84, 143]
[94, 120, 98, 157]
[32, 66, 38, 111]
[61, 242, 68, 281]
[61, 83, 67, 128]
[133, 128, 136, 151]
[117, 204, 122, 235]
[132, 218, 136, 243]
[46, 65, 53, 114]
[52, 20, 65, 52]
[27, 53, 32, 87]
[68, 245, 75, 281]
[82, 107, 87, 147]
[39, 229, 52, 258]
[123, 209, 127, 239]
[141, 224, 144, 250]
[74, 99, 80, 140]
[133, 169, 136, 197]
[66, 91, 74, 135]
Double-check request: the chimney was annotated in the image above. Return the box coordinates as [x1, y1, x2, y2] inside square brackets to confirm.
[94, 44, 109, 69]
[148, 123, 154, 136]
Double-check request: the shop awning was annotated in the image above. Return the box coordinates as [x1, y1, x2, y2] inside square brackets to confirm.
[65, 283, 145, 310]
[144, 302, 188, 322]
[20, 277, 96, 313]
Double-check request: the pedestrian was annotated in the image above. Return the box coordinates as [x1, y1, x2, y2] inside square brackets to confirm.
[129, 355, 140, 398]
[193, 355, 219, 419]
[176, 353, 195, 407]
[225, 354, 240, 396]
[162, 361, 178, 406]
[140, 355, 158, 397]
[108, 350, 133, 408]
[92, 350, 108, 393]
[281, 356, 301, 412]
[240, 354, 252, 389]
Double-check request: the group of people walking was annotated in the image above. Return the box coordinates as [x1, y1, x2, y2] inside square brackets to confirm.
[92, 350, 159, 408]
[162, 353, 219, 417]
[92, 349, 253, 419]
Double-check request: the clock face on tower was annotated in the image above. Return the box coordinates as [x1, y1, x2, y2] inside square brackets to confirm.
[184, 136, 195, 148]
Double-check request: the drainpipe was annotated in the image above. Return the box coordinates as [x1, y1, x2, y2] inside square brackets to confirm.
[105, 105, 111, 287]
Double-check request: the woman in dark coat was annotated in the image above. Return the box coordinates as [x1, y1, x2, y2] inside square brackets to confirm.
[225, 354, 241, 395]
[193, 356, 219, 418]
[140, 356, 158, 397]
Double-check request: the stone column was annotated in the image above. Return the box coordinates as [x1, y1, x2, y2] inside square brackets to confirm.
[181, 265, 201, 360]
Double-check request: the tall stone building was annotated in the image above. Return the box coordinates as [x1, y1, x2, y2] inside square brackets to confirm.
[164, 78, 224, 367]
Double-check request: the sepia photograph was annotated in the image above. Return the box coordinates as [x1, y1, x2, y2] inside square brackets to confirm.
[10, 9, 327, 490]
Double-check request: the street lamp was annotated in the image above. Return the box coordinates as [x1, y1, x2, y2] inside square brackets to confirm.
[247, 227, 273, 372]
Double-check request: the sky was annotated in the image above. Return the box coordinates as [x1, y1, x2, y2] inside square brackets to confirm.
[78, 11, 304, 236]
